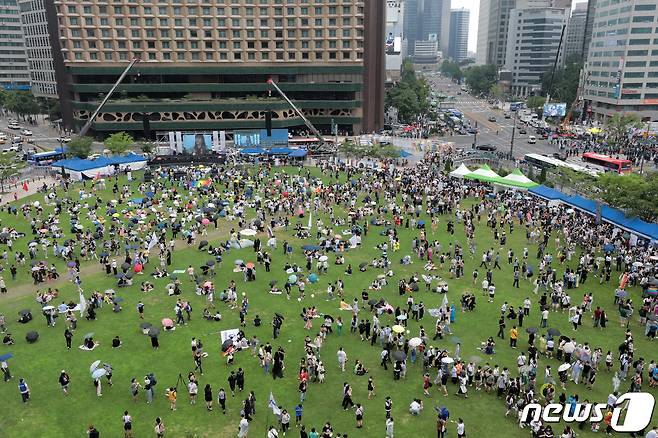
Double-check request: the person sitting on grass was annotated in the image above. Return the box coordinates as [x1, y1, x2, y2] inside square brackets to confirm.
[353, 360, 368, 376]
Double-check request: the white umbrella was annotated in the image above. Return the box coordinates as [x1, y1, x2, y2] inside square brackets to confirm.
[240, 229, 257, 236]
[558, 363, 571, 372]
[89, 360, 101, 373]
[318, 255, 328, 262]
[408, 337, 423, 347]
[42, 306, 55, 311]
[91, 368, 107, 379]
[441, 357, 454, 364]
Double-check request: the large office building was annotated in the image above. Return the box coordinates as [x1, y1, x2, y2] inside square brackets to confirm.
[504, 3, 568, 97]
[19, 0, 57, 96]
[403, 0, 450, 57]
[582, 0, 658, 122]
[47, 0, 385, 137]
[448, 8, 469, 62]
[581, 0, 597, 62]
[476, 0, 516, 67]
[565, 2, 588, 60]
[385, 0, 405, 83]
[0, 0, 31, 91]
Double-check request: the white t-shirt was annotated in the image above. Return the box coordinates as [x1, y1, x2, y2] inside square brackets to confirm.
[457, 422, 465, 435]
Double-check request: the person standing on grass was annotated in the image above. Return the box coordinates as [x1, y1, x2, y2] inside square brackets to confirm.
[1, 360, 11, 382]
[217, 387, 227, 413]
[130, 378, 140, 402]
[238, 414, 249, 438]
[166, 387, 177, 411]
[337, 347, 347, 372]
[509, 326, 518, 348]
[295, 404, 303, 426]
[64, 328, 73, 350]
[154, 417, 165, 438]
[87, 424, 100, 438]
[188, 378, 198, 405]
[58, 370, 70, 395]
[355, 403, 365, 428]
[456, 418, 466, 438]
[137, 301, 144, 319]
[122, 410, 133, 438]
[386, 417, 395, 438]
[367, 376, 375, 399]
[204, 383, 213, 411]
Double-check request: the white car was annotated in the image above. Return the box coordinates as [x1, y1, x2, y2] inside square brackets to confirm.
[2, 145, 20, 153]
[8, 122, 20, 130]
[527, 135, 537, 144]
[20, 129, 32, 136]
[58, 136, 72, 143]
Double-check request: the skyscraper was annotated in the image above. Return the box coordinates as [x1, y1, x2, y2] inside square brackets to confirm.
[19, 0, 57, 97]
[403, 0, 450, 56]
[582, 0, 597, 62]
[385, 0, 405, 83]
[449, 8, 470, 62]
[564, 2, 588, 60]
[505, 3, 568, 97]
[0, 0, 30, 91]
[47, 0, 385, 136]
[475, 0, 516, 66]
[583, 0, 658, 121]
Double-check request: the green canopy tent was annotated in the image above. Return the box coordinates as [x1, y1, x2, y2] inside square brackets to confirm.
[463, 164, 502, 183]
[496, 169, 539, 189]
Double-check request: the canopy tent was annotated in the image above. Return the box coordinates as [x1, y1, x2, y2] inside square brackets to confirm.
[463, 164, 501, 183]
[399, 150, 412, 158]
[449, 163, 471, 178]
[497, 169, 539, 189]
[51, 153, 146, 180]
[528, 185, 658, 241]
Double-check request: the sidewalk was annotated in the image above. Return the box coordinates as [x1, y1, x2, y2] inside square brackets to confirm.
[0, 175, 57, 205]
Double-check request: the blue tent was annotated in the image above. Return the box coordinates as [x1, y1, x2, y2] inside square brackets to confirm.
[267, 148, 293, 155]
[528, 185, 658, 241]
[240, 148, 267, 155]
[399, 150, 412, 158]
[288, 150, 308, 158]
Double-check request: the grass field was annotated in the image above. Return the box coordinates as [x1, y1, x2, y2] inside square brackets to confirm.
[0, 165, 655, 438]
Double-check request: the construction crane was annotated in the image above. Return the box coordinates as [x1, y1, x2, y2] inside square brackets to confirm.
[78, 57, 141, 137]
[266, 78, 335, 152]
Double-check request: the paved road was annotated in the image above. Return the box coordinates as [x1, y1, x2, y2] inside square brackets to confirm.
[423, 74, 558, 160]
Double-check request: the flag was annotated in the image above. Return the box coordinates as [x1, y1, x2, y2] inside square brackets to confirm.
[440, 294, 449, 312]
[22, 182, 28, 192]
[94, 172, 101, 180]
[78, 290, 87, 317]
[268, 392, 281, 416]
[147, 232, 159, 252]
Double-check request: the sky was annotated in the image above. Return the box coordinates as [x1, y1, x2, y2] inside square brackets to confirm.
[461, 0, 480, 54]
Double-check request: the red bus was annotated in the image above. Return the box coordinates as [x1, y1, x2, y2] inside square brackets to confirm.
[581, 152, 632, 174]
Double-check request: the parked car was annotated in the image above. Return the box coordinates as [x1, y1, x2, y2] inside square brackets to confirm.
[527, 135, 537, 144]
[504, 112, 511, 119]
[8, 121, 20, 130]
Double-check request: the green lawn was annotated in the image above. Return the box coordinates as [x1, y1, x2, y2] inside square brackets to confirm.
[0, 166, 655, 438]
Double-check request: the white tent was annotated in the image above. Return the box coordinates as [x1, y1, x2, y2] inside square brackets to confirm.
[449, 163, 471, 178]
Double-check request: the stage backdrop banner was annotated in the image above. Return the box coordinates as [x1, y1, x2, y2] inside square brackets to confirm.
[168, 132, 176, 151]
[182, 134, 212, 154]
[212, 131, 219, 151]
[175, 132, 183, 153]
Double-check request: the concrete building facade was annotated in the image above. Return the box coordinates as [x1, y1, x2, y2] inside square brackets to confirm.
[0, 0, 30, 91]
[565, 2, 587, 60]
[583, 0, 658, 122]
[476, 0, 517, 67]
[19, 0, 56, 96]
[385, 0, 405, 83]
[403, 0, 450, 57]
[448, 8, 469, 62]
[47, 0, 385, 136]
[505, 4, 568, 97]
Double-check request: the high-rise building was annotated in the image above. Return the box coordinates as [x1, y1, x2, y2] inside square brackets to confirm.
[19, 0, 57, 97]
[403, 0, 450, 57]
[505, 4, 568, 97]
[476, 0, 516, 66]
[448, 8, 469, 62]
[385, 0, 405, 83]
[582, 0, 597, 62]
[0, 0, 30, 91]
[565, 2, 588, 60]
[47, 0, 385, 136]
[583, 0, 658, 122]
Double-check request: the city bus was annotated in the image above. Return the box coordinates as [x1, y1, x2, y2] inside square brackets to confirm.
[581, 152, 632, 174]
[509, 102, 525, 112]
[27, 148, 65, 166]
[523, 153, 599, 177]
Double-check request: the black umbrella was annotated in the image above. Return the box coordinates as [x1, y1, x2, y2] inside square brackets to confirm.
[392, 350, 406, 361]
[140, 322, 152, 330]
[115, 273, 125, 279]
[125, 271, 134, 279]
[275, 312, 285, 320]
[100, 251, 109, 257]
[410, 283, 419, 292]
[269, 280, 278, 287]
[359, 262, 367, 268]
[25, 331, 39, 343]
[221, 339, 233, 352]
[121, 262, 130, 271]
[206, 260, 215, 266]
[547, 328, 561, 337]
[526, 327, 538, 334]
[148, 327, 160, 338]
[18, 309, 30, 316]
[368, 299, 378, 306]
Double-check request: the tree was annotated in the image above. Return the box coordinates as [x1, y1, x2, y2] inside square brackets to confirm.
[490, 84, 504, 101]
[593, 172, 658, 222]
[606, 113, 642, 145]
[385, 60, 430, 123]
[4, 91, 40, 117]
[526, 96, 547, 111]
[67, 136, 94, 158]
[0, 153, 25, 192]
[541, 54, 583, 107]
[538, 168, 547, 184]
[463, 64, 498, 95]
[440, 60, 463, 81]
[104, 131, 134, 156]
[140, 142, 154, 154]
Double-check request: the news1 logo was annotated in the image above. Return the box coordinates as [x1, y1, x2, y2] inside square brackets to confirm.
[520, 392, 655, 432]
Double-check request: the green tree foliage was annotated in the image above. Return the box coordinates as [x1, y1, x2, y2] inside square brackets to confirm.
[104, 132, 134, 156]
[140, 142, 154, 154]
[339, 141, 403, 159]
[541, 54, 583, 107]
[67, 136, 94, 159]
[490, 84, 504, 100]
[526, 96, 547, 111]
[538, 168, 547, 183]
[593, 172, 658, 222]
[0, 152, 26, 191]
[385, 60, 430, 123]
[464, 64, 498, 95]
[440, 60, 463, 81]
[4, 91, 40, 116]
[606, 113, 642, 144]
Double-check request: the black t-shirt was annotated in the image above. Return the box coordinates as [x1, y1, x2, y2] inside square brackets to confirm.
[88, 428, 99, 438]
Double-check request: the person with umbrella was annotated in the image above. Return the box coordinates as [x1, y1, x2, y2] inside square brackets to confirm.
[58, 370, 70, 395]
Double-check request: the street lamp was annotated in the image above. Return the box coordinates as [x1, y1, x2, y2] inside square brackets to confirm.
[509, 110, 518, 159]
